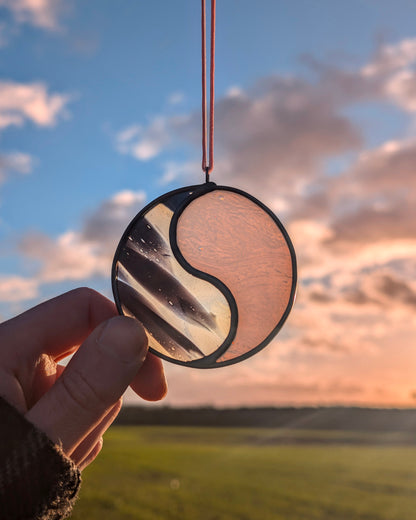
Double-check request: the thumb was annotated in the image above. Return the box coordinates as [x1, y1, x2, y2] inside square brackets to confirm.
[26, 316, 148, 455]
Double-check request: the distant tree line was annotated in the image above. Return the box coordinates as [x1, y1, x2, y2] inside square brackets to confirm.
[114, 406, 416, 432]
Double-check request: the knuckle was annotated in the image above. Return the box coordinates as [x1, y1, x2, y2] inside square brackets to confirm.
[60, 368, 110, 414]
[68, 286, 100, 303]
[91, 438, 104, 460]
[113, 398, 122, 416]
[67, 287, 115, 329]
[80, 439, 103, 470]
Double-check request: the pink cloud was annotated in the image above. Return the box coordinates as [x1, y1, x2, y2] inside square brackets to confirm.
[0, 81, 70, 131]
[18, 189, 146, 285]
[0, 0, 66, 31]
[5, 38, 416, 407]
[0, 275, 38, 302]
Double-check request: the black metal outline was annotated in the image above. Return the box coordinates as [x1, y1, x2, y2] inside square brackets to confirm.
[111, 183, 238, 368]
[168, 182, 238, 368]
[112, 182, 297, 369]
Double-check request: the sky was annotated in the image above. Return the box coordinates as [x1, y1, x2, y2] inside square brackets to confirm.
[1, 0, 416, 408]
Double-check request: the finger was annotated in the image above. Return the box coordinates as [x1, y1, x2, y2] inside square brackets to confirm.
[0, 287, 117, 361]
[54, 346, 78, 363]
[29, 361, 67, 408]
[78, 438, 103, 472]
[130, 353, 167, 401]
[26, 316, 148, 454]
[56, 364, 66, 378]
[70, 400, 122, 468]
[28, 355, 58, 408]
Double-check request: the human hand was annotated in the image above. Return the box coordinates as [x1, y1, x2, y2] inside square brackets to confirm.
[0, 287, 167, 470]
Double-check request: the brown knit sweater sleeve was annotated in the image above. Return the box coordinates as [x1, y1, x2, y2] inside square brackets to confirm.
[0, 396, 81, 520]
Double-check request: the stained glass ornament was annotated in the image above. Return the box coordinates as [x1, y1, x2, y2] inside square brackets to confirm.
[112, 0, 296, 367]
[111, 182, 297, 368]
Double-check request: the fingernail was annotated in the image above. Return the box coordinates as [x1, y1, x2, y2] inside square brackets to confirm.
[97, 316, 148, 364]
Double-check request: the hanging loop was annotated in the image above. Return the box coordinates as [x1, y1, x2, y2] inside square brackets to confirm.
[201, 0, 216, 180]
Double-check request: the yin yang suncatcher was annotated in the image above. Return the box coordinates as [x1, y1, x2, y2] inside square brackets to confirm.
[112, 182, 296, 368]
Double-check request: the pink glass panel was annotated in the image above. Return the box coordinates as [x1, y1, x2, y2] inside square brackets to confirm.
[176, 189, 294, 363]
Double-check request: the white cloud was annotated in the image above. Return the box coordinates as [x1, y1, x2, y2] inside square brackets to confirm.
[114, 39, 416, 199]
[0, 0, 65, 31]
[360, 38, 416, 114]
[0, 189, 147, 305]
[0, 275, 38, 302]
[116, 74, 362, 201]
[111, 41, 416, 388]
[0, 151, 34, 183]
[133, 141, 161, 161]
[20, 230, 107, 283]
[0, 81, 69, 191]
[225, 85, 245, 99]
[116, 125, 141, 147]
[326, 138, 416, 247]
[168, 91, 185, 106]
[111, 190, 145, 207]
[81, 189, 146, 247]
[17, 189, 146, 289]
[0, 81, 70, 131]
[4, 37, 416, 406]
[116, 118, 170, 161]
[384, 69, 416, 112]
[362, 38, 416, 77]
[159, 160, 199, 185]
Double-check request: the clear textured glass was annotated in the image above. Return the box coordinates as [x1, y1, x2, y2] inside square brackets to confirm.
[114, 191, 231, 363]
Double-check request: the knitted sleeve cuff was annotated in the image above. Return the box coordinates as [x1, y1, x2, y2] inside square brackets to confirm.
[0, 396, 81, 520]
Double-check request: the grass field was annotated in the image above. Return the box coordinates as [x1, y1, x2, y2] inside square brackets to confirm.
[70, 426, 416, 520]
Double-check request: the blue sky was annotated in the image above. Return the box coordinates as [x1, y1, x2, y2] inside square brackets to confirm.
[1, 0, 416, 407]
[1, 0, 414, 235]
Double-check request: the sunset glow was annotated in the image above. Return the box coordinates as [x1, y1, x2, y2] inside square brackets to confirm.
[0, 0, 415, 407]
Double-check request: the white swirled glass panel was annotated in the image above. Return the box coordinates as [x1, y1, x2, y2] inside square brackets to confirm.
[113, 191, 232, 363]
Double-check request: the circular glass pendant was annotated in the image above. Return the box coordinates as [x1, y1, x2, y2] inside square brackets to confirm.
[112, 182, 297, 368]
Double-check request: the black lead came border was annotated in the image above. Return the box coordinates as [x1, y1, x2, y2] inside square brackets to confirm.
[168, 182, 238, 368]
[111, 182, 297, 369]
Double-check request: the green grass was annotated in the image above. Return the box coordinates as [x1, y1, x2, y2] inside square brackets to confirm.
[70, 426, 416, 520]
